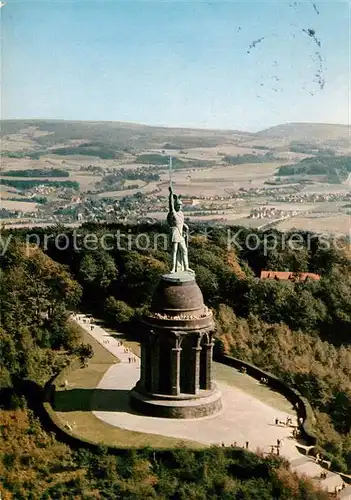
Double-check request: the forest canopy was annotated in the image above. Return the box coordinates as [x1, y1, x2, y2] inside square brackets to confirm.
[0, 223, 350, 498]
[276, 156, 351, 183]
[18, 222, 349, 473]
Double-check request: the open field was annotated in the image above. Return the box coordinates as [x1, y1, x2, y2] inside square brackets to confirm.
[97, 181, 160, 198]
[148, 211, 252, 223]
[1, 187, 22, 198]
[276, 214, 351, 234]
[67, 173, 102, 190]
[173, 144, 263, 160]
[143, 163, 281, 198]
[301, 181, 351, 194]
[163, 162, 280, 183]
[1, 199, 39, 212]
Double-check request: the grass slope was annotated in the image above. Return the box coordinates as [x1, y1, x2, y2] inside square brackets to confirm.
[53, 322, 202, 449]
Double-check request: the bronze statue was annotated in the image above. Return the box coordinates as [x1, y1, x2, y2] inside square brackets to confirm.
[167, 185, 193, 274]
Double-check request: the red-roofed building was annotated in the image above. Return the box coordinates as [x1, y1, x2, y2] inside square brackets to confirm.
[260, 271, 321, 282]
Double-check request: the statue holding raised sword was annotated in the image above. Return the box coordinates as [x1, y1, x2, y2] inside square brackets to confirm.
[167, 157, 194, 274]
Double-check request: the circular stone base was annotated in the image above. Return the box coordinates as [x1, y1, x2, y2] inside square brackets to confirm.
[129, 386, 222, 419]
[161, 271, 196, 283]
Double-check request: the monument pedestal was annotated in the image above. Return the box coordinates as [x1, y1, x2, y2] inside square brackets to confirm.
[130, 384, 222, 419]
[130, 271, 222, 419]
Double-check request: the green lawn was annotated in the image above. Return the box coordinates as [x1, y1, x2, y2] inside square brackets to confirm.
[213, 362, 296, 415]
[54, 320, 201, 449]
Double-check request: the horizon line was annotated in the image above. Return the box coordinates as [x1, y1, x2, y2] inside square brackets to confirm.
[1, 117, 350, 135]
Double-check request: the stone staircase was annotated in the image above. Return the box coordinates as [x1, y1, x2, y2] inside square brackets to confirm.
[290, 455, 349, 496]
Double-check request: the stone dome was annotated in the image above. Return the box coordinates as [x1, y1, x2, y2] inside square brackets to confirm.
[150, 272, 205, 317]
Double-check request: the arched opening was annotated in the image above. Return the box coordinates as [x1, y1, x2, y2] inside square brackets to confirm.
[180, 335, 192, 393]
[158, 336, 171, 394]
[199, 335, 207, 390]
[144, 342, 152, 392]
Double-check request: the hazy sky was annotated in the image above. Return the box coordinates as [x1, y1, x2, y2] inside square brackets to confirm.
[2, 0, 350, 131]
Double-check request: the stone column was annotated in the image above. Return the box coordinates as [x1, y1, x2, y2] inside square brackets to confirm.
[140, 342, 147, 389]
[171, 347, 181, 395]
[203, 342, 214, 390]
[150, 337, 160, 394]
[189, 345, 201, 394]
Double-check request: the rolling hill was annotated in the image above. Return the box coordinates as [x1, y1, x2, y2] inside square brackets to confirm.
[0, 120, 252, 152]
[0, 119, 349, 154]
[255, 122, 350, 141]
[253, 122, 351, 151]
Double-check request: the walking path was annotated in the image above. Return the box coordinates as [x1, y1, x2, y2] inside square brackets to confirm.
[73, 313, 350, 497]
[73, 313, 140, 366]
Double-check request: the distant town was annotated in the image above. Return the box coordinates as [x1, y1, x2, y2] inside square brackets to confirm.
[1, 121, 350, 236]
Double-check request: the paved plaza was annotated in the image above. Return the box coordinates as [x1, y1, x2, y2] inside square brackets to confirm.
[74, 313, 349, 495]
[93, 362, 299, 457]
